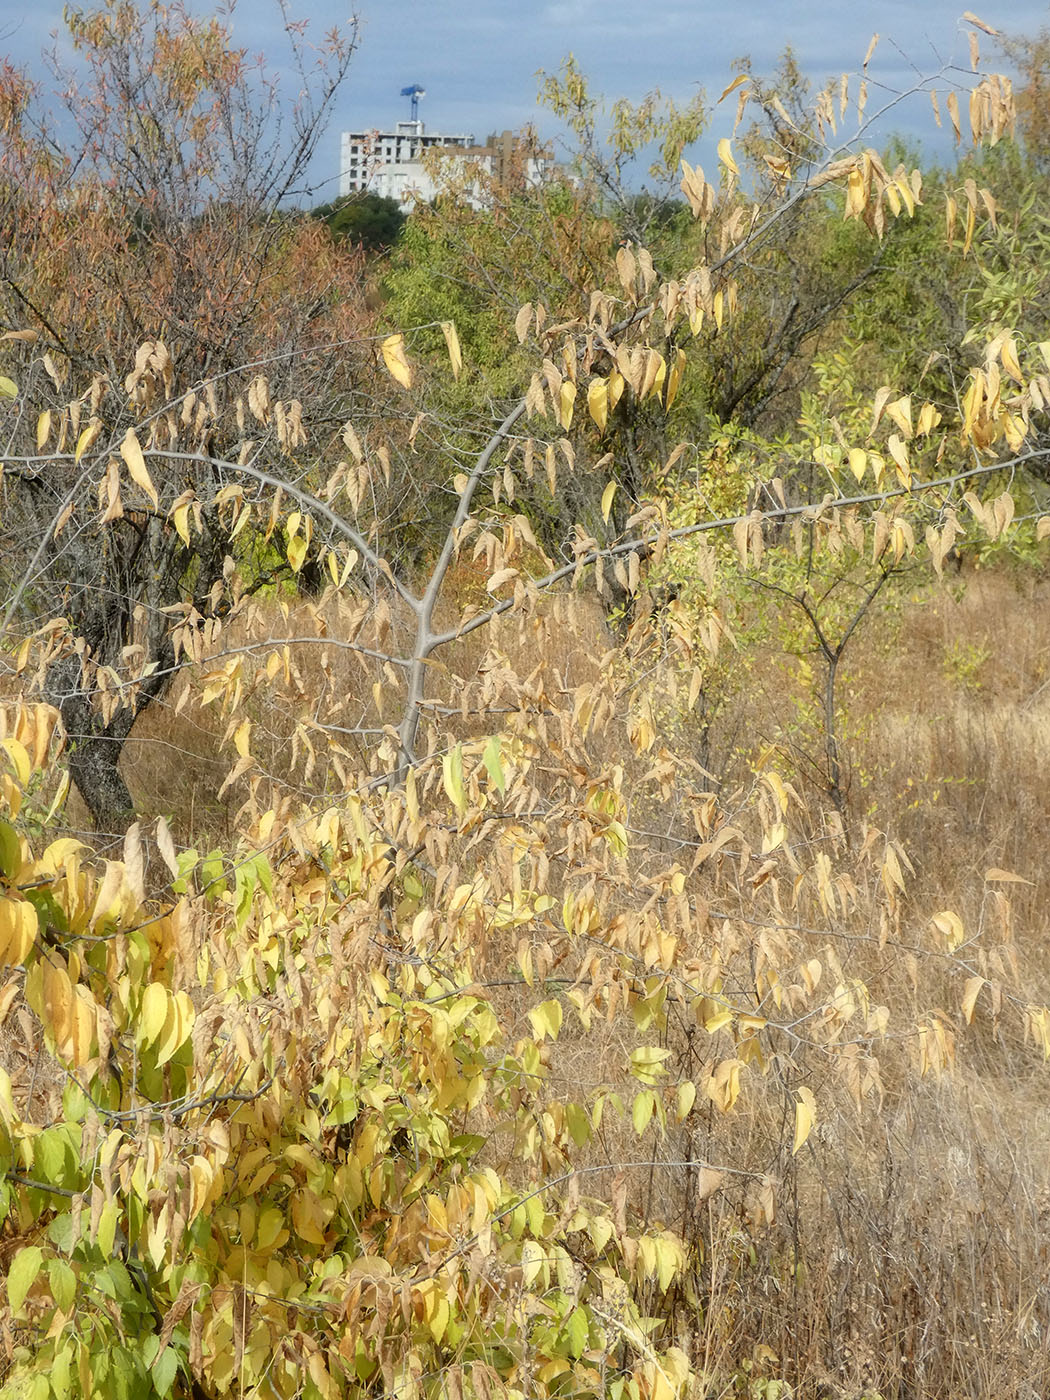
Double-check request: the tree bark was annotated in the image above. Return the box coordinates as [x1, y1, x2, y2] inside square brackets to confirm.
[65, 731, 136, 834]
[46, 656, 136, 833]
[45, 642, 178, 835]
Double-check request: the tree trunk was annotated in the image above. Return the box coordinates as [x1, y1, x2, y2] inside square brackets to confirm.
[66, 729, 136, 834]
[45, 652, 174, 835]
[45, 655, 135, 832]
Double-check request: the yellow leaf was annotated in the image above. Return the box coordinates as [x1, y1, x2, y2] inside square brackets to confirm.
[845, 167, 866, 219]
[442, 746, 466, 815]
[717, 137, 739, 177]
[75, 418, 102, 464]
[39, 960, 74, 1055]
[962, 10, 999, 36]
[640, 348, 666, 400]
[886, 394, 913, 438]
[485, 567, 519, 593]
[916, 401, 941, 436]
[440, 321, 463, 380]
[961, 976, 984, 1025]
[1000, 337, 1023, 384]
[707, 1057, 742, 1112]
[665, 346, 686, 410]
[887, 434, 910, 486]
[521, 1239, 544, 1287]
[287, 532, 307, 573]
[381, 333, 413, 390]
[649, 1366, 674, 1400]
[291, 1191, 327, 1246]
[718, 74, 749, 103]
[676, 1080, 696, 1120]
[931, 910, 964, 951]
[187, 1156, 214, 1222]
[426, 1291, 451, 1345]
[632, 1089, 655, 1136]
[172, 503, 191, 547]
[792, 1085, 816, 1155]
[601, 480, 617, 523]
[984, 866, 1032, 884]
[514, 302, 533, 343]
[36, 411, 51, 450]
[0, 375, 16, 400]
[1, 738, 30, 787]
[68, 990, 95, 1067]
[587, 377, 609, 431]
[138, 983, 170, 1048]
[947, 91, 962, 144]
[558, 380, 576, 430]
[156, 990, 194, 1066]
[0, 896, 38, 965]
[120, 429, 158, 508]
[528, 998, 563, 1041]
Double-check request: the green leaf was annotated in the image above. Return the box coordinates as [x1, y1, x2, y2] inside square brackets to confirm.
[152, 1345, 179, 1397]
[109, 1347, 137, 1400]
[50, 1341, 74, 1400]
[482, 734, 506, 794]
[7, 1243, 43, 1312]
[47, 1211, 76, 1254]
[0, 375, 17, 399]
[565, 1304, 589, 1359]
[234, 863, 257, 931]
[61, 1079, 91, 1123]
[200, 848, 226, 897]
[565, 1101, 591, 1146]
[0, 818, 21, 879]
[33, 1128, 72, 1185]
[47, 1256, 76, 1311]
[100, 1259, 134, 1301]
[172, 847, 199, 895]
[252, 852, 274, 900]
[96, 1198, 119, 1258]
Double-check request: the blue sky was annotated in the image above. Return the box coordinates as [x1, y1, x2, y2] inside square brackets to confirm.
[2, 2, 1048, 202]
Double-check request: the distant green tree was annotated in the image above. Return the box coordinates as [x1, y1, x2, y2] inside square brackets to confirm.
[313, 192, 407, 252]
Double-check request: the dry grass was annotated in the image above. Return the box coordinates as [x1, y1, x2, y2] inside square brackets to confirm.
[617, 565, 1050, 1399]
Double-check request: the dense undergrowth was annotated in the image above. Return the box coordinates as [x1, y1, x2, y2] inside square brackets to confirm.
[4, 4, 1050, 1399]
[4, 563, 1050, 1399]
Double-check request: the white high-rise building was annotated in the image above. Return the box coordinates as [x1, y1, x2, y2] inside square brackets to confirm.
[338, 121, 553, 208]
